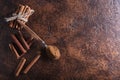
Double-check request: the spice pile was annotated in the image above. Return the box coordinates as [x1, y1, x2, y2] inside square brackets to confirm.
[5, 4, 61, 77]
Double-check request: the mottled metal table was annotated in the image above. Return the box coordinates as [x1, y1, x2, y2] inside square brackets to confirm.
[0, 0, 120, 80]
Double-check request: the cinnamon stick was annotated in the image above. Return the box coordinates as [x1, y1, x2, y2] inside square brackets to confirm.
[15, 5, 25, 29]
[11, 34, 26, 54]
[23, 54, 40, 74]
[15, 58, 26, 77]
[9, 44, 20, 59]
[18, 31, 30, 50]
[10, 5, 25, 28]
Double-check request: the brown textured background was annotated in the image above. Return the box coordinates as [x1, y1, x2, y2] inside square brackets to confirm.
[0, 0, 120, 80]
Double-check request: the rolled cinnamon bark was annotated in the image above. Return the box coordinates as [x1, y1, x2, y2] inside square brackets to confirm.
[10, 5, 25, 28]
[15, 58, 26, 77]
[21, 5, 28, 15]
[15, 5, 25, 29]
[11, 34, 26, 54]
[18, 31, 30, 50]
[9, 5, 21, 28]
[24, 6, 33, 22]
[9, 44, 20, 59]
[23, 54, 40, 74]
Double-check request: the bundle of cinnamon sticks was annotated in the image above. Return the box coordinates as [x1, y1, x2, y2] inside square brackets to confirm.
[8, 4, 34, 59]
[5, 4, 61, 77]
[6, 4, 40, 77]
[8, 4, 34, 29]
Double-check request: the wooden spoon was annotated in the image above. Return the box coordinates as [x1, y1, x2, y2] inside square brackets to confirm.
[17, 20, 61, 60]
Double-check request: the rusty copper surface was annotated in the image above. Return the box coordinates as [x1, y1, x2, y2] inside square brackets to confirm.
[0, 0, 120, 80]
